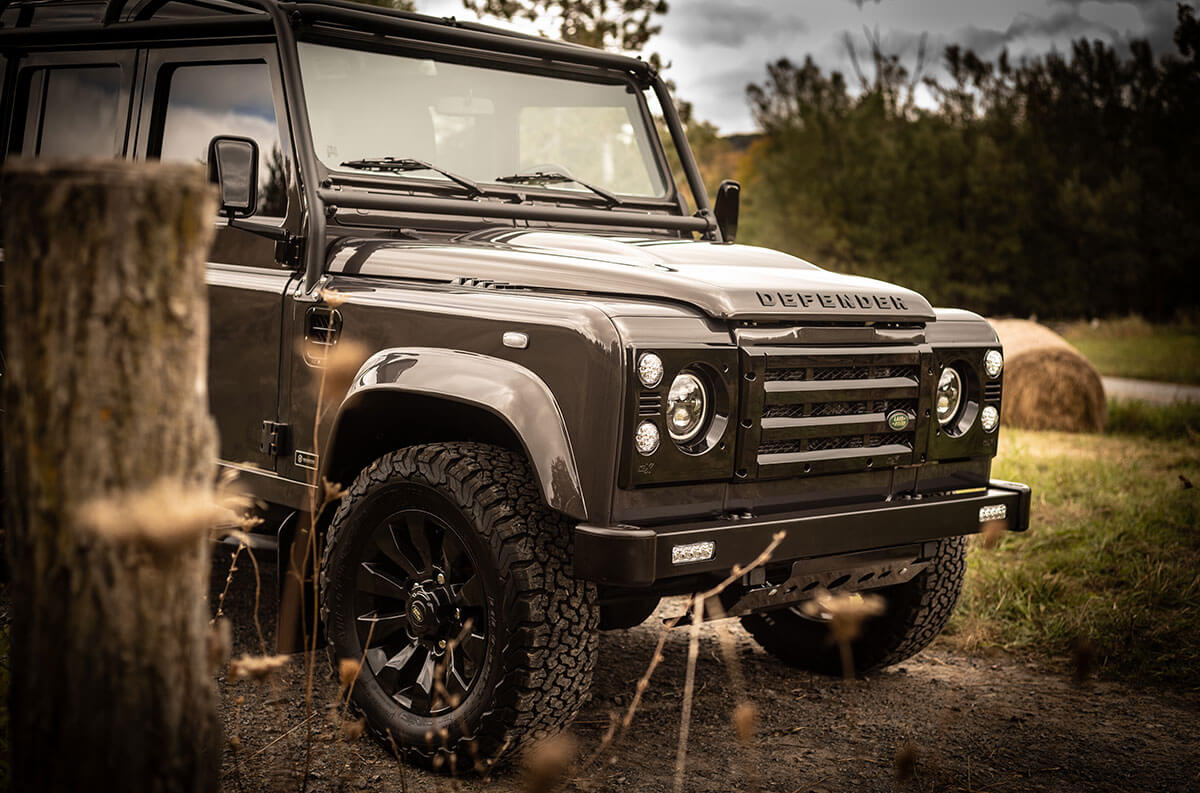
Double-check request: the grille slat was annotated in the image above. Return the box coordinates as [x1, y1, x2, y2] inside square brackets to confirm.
[763, 377, 917, 405]
[761, 413, 895, 440]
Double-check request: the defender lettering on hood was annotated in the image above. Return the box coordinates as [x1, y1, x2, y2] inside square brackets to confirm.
[756, 291, 910, 312]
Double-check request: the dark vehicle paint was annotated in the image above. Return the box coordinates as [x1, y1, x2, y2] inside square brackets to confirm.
[329, 231, 937, 323]
[0, 0, 1029, 591]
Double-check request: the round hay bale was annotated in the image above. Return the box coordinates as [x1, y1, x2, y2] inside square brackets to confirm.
[989, 319, 1106, 432]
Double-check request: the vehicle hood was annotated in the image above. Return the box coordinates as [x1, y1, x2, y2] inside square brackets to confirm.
[331, 230, 935, 323]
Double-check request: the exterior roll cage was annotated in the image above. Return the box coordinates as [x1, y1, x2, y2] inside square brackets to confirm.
[0, 0, 719, 290]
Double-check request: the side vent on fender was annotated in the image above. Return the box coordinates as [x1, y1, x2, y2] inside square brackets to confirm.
[304, 306, 342, 366]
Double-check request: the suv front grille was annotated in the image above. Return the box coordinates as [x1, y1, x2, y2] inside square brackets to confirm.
[737, 343, 931, 479]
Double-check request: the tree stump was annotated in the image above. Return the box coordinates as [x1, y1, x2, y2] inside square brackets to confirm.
[3, 160, 221, 793]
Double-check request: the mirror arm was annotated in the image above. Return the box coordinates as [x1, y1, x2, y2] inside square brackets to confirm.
[226, 216, 293, 243]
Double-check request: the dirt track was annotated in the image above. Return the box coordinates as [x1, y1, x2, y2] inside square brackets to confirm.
[215, 557, 1200, 793]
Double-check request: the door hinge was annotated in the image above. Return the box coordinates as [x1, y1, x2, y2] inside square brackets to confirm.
[274, 235, 303, 269]
[260, 420, 289, 457]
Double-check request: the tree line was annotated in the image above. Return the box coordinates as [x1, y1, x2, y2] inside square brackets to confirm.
[379, 0, 1197, 321]
[732, 5, 1200, 321]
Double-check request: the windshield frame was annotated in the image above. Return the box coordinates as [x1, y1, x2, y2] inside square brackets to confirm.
[295, 29, 684, 212]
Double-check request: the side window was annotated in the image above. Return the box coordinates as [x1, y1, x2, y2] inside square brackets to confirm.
[16, 66, 123, 157]
[154, 61, 287, 218]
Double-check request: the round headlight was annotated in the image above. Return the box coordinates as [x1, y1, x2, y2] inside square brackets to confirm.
[936, 367, 963, 426]
[980, 405, 999, 432]
[984, 350, 1003, 379]
[666, 372, 709, 442]
[637, 353, 664, 388]
[635, 420, 660, 455]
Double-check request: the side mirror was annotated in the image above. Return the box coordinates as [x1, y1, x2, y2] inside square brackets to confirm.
[713, 179, 740, 244]
[207, 135, 259, 218]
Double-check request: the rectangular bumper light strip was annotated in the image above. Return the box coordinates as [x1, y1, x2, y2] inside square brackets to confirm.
[671, 541, 716, 565]
[979, 504, 1007, 523]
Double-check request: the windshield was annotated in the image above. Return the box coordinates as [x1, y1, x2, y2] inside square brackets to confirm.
[298, 42, 668, 198]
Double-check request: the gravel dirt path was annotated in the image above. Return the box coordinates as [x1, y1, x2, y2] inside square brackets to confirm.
[1102, 376, 1200, 405]
[214, 556, 1200, 793]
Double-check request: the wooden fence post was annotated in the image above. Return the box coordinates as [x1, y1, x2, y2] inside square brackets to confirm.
[3, 160, 221, 793]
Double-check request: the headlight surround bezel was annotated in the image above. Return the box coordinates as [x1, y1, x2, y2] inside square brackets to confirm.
[623, 344, 738, 486]
[935, 366, 963, 427]
[666, 371, 710, 443]
[930, 356, 983, 440]
[925, 343, 1004, 462]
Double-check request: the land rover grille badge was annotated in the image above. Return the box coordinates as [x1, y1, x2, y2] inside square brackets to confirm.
[887, 410, 912, 432]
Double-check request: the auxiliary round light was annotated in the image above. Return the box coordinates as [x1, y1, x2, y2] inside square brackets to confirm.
[936, 367, 963, 427]
[637, 353, 664, 388]
[634, 420, 660, 455]
[984, 349, 1004, 378]
[666, 372, 708, 442]
[980, 405, 999, 432]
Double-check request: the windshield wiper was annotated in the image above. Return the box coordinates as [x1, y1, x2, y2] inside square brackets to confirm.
[494, 170, 622, 208]
[341, 157, 486, 198]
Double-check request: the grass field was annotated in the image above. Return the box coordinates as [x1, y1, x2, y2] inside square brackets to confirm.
[948, 424, 1200, 688]
[1106, 399, 1200, 439]
[1058, 316, 1200, 385]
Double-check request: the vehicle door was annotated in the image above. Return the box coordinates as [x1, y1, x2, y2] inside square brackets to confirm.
[134, 44, 301, 477]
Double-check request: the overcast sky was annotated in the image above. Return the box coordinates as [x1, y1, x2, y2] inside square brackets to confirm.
[418, 0, 1181, 133]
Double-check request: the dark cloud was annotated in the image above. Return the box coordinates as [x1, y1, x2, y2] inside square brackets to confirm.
[670, 0, 807, 48]
[1130, 1, 1185, 57]
[1051, 0, 1163, 7]
[706, 62, 773, 108]
[954, 8, 1119, 56]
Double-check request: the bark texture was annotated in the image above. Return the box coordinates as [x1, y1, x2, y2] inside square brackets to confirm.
[3, 160, 221, 793]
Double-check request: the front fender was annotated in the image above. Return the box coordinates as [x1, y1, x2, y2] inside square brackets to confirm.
[333, 347, 586, 520]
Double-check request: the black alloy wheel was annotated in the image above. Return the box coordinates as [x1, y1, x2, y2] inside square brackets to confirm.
[320, 443, 599, 771]
[355, 507, 487, 716]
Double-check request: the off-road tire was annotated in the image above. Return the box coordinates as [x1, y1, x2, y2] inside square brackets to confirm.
[319, 443, 599, 772]
[741, 536, 967, 677]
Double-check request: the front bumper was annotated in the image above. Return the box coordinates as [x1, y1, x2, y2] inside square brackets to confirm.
[575, 479, 1030, 587]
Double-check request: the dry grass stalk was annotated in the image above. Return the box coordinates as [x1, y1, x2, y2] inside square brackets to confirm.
[338, 658, 362, 690]
[1071, 636, 1097, 683]
[522, 733, 578, 793]
[338, 718, 366, 741]
[207, 618, 233, 676]
[77, 478, 233, 553]
[800, 589, 886, 679]
[894, 741, 918, 781]
[980, 519, 1006, 549]
[675, 598, 705, 793]
[673, 531, 786, 793]
[319, 288, 349, 308]
[732, 701, 757, 744]
[214, 529, 269, 655]
[298, 336, 365, 791]
[712, 611, 760, 793]
[228, 654, 290, 683]
[319, 340, 368, 409]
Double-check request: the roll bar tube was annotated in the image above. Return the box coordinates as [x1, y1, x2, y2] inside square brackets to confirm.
[83, 0, 719, 289]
